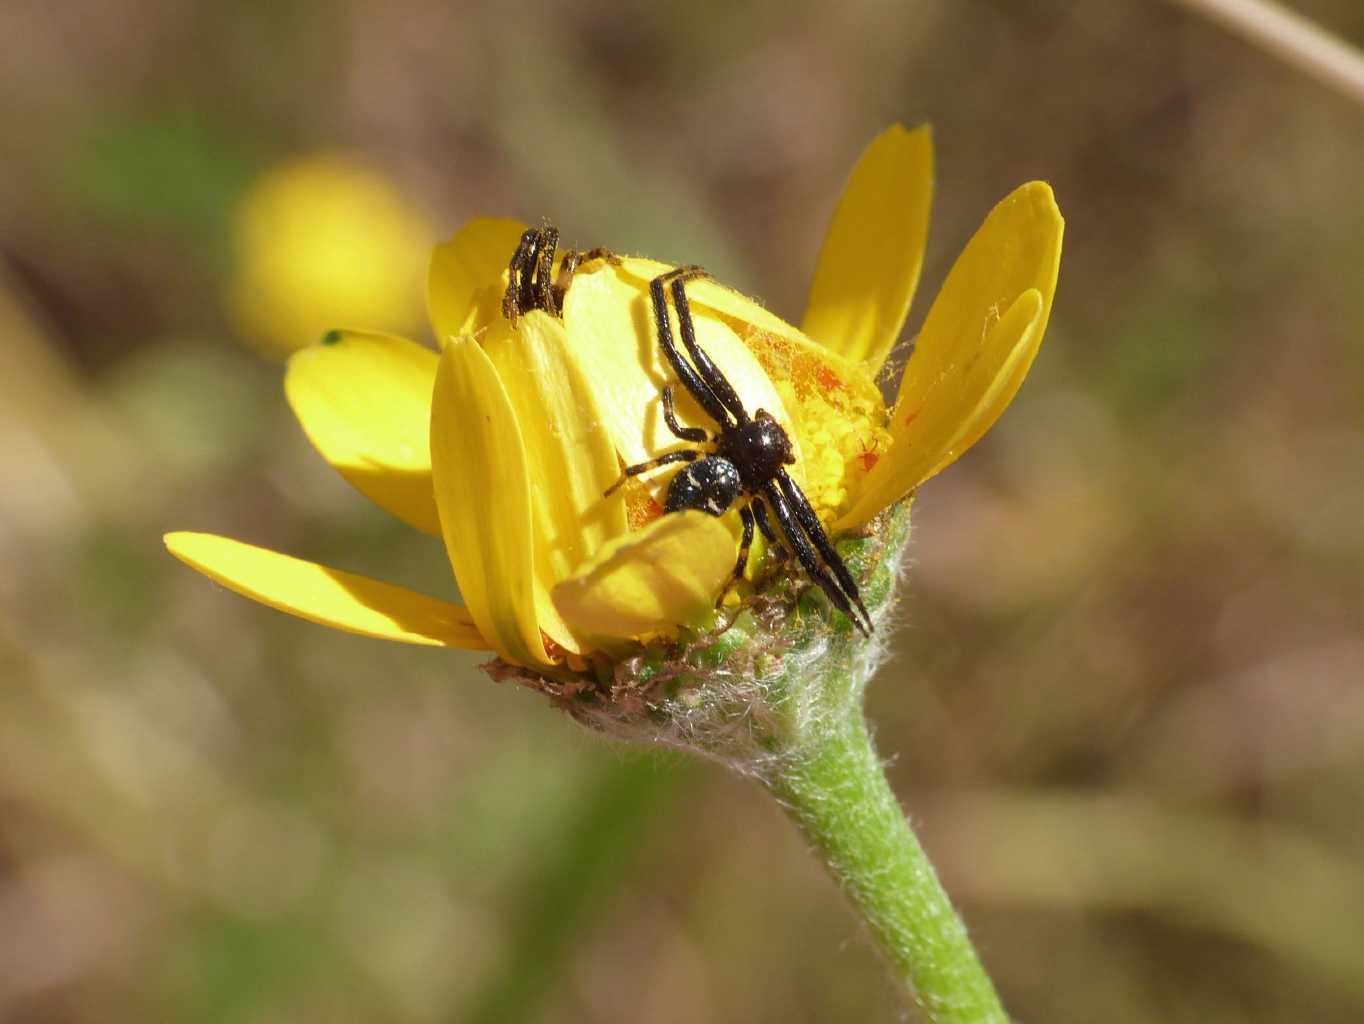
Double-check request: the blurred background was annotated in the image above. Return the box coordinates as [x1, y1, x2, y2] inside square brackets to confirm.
[1, 0, 1362, 1021]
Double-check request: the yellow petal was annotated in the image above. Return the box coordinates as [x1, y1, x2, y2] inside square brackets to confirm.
[427, 217, 528, 344]
[430, 336, 551, 666]
[562, 264, 800, 478]
[285, 330, 441, 535]
[800, 123, 933, 369]
[614, 256, 810, 350]
[481, 310, 629, 603]
[855, 289, 1042, 508]
[551, 511, 736, 639]
[611, 255, 881, 418]
[839, 181, 1063, 527]
[919, 289, 1045, 481]
[164, 532, 488, 648]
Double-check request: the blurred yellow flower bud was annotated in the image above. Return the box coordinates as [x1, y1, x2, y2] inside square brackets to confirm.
[228, 154, 430, 355]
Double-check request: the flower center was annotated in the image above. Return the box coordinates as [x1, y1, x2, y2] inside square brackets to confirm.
[740, 329, 891, 525]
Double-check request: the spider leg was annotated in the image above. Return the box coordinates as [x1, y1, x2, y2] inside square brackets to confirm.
[776, 472, 871, 630]
[650, 274, 733, 429]
[559, 246, 615, 279]
[715, 504, 756, 608]
[603, 448, 701, 497]
[763, 482, 872, 636]
[555, 248, 583, 313]
[751, 494, 788, 563]
[661, 384, 711, 443]
[502, 228, 541, 324]
[553, 246, 616, 314]
[533, 225, 559, 316]
[663, 270, 749, 425]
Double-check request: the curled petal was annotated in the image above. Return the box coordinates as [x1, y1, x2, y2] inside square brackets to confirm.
[285, 330, 441, 535]
[481, 311, 629, 593]
[801, 123, 933, 370]
[552, 511, 736, 639]
[427, 217, 528, 344]
[839, 182, 1063, 528]
[164, 532, 487, 649]
[430, 337, 558, 666]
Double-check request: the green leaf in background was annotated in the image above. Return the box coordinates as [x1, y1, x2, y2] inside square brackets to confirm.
[56, 106, 263, 260]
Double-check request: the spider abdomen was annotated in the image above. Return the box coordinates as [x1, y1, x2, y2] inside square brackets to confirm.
[664, 457, 742, 517]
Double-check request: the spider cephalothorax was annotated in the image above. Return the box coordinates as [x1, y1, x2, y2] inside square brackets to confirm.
[501, 226, 872, 636]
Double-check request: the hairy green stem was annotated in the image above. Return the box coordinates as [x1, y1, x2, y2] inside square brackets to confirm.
[533, 503, 999, 1017]
[762, 707, 1007, 1024]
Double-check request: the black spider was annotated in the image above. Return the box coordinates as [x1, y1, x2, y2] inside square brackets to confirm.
[501, 225, 613, 325]
[501, 226, 872, 636]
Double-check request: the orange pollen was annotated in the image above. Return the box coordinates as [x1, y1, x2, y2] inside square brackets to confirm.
[625, 491, 664, 531]
[815, 366, 844, 392]
[903, 408, 920, 427]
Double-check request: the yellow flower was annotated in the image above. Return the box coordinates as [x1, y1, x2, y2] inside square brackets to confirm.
[229, 154, 431, 355]
[168, 124, 1063, 668]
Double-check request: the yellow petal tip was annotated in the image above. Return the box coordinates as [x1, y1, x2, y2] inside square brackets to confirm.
[1011, 181, 1064, 226]
[282, 328, 443, 536]
[801, 121, 935, 368]
[164, 531, 489, 649]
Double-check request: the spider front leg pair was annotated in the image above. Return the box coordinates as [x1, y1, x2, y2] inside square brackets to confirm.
[502, 225, 616, 325]
[604, 267, 873, 636]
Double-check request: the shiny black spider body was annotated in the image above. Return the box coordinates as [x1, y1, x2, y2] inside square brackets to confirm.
[664, 456, 740, 516]
[503, 227, 872, 636]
